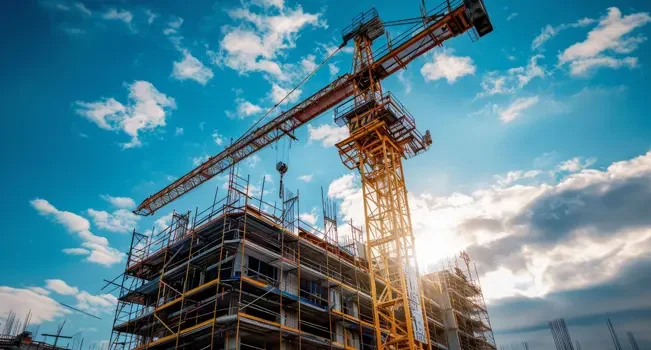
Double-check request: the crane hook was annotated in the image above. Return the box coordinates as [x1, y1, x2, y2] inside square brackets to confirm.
[276, 161, 288, 199]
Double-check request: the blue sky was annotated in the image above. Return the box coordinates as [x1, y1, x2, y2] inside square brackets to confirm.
[1, 0, 651, 348]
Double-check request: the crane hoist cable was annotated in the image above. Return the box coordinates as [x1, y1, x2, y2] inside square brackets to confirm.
[260, 46, 342, 200]
[276, 135, 292, 200]
[233, 45, 344, 147]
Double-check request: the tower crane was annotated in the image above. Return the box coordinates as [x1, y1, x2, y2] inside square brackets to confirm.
[133, 0, 492, 349]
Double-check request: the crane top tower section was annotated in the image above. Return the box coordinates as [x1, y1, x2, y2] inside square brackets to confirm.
[342, 8, 385, 45]
[133, 0, 493, 216]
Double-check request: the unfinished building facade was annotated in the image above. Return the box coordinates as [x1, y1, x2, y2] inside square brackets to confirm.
[109, 172, 496, 350]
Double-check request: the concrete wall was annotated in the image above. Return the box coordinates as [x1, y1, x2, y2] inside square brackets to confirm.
[281, 271, 298, 296]
[330, 289, 342, 312]
[440, 279, 461, 350]
[281, 308, 298, 329]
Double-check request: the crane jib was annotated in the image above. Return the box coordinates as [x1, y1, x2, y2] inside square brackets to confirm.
[134, 1, 489, 216]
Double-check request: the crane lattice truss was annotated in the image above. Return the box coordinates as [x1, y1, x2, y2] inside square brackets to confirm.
[134, 0, 492, 217]
[335, 13, 432, 348]
[131, 1, 492, 349]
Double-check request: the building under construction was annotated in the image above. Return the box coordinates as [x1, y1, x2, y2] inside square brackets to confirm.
[110, 0, 495, 349]
[109, 172, 496, 350]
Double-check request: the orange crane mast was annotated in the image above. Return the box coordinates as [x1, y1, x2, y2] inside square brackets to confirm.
[134, 0, 492, 217]
[133, 1, 492, 349]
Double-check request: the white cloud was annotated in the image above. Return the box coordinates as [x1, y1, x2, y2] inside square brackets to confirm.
[212, 3, 326, 112]
[478, 74, 514, 96]
[46, 279, 79, 295]
[494, 170, 542, 186]
[498, 96, 539, 123]
[300, 207, 318, 226]
[556, 157, 596, 173]
[317, 42, 354, 59]
[214, 3, 326, 81]
[92, 341, 110, 350]
[74, 98, 125, 130]
[145, 9, 158, 24]
[420, 49, 476, 83]
[478, 55, 546, 97]
[192, 155, 210, 166]
[79, 327, 98, 332]
[31, 199, 89, 231]
[44, 279, 117, 315]
[168, 16, 184, 29]
[246, 154, 261, 168]
[510, 55, 546, 88]
[30, 199, 124, 266]
[507, 13, 518, 21]
[87, 208, 139, 233]
[163, 28, 178, 36]
[75, 291, 117, 315]
[532, 17, 596, 50]
[307, 123, 348, 147]
[63, 27, 84, 35]
[74, 2, 91, 16]
[172, 50, 214, 85]
[102, 8, 134, 30]
[567, 56, 638, 76]
[300, 54, 317, 72]
[270, 83, 301, 105]
[212, 130, 225, 145]
[397, 70, 412, 94]
[75, 81, 176, 149]
[0, 287, 69, 325]
[120, 80, 176, 147]
[100, 194, 135, 209]
[40, 1, 91, 16]
[62, 247, 91, 255]
[235, 98, 263, 118]
[252, 0, 284, 9]
[175, 127, 184, 136]
[154, 212, 174, 232]
[327, 173, 364, 228]
[298, 174, 313, 182]
[28, 286, 50, 295]
[326, 151, 651, 303]
[328, 63, 340, 79]
[558, 7, 650, 76]
[55, 3, 70, 11]
[80, 242, 124, 266]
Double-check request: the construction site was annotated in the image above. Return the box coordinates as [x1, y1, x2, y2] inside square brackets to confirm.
[106, 0, 496, 349]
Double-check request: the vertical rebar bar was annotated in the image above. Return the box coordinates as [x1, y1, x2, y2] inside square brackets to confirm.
[606, 318, 623, 350]
[549, 318, 574, 350]
[626, 331, 640, 350]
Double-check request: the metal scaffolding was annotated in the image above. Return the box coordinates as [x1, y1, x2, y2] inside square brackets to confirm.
[120, 2, 494, 349]
[108, 168, 495, 350]
[549, 318, 574, 350]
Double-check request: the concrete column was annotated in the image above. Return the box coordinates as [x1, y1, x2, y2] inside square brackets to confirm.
[335, 323, 345, 344]
[440, 279, 461, 350]
[233, 249, 246, 275]
[281, 271, 298, 296]
[225, 332, 237, 350]
[330, 289, 342, 312]
[281, 340, 297, 350]
[281, 308, 298, 329]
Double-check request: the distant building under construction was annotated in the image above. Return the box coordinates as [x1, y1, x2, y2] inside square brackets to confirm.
[109, 172, 496, 350]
